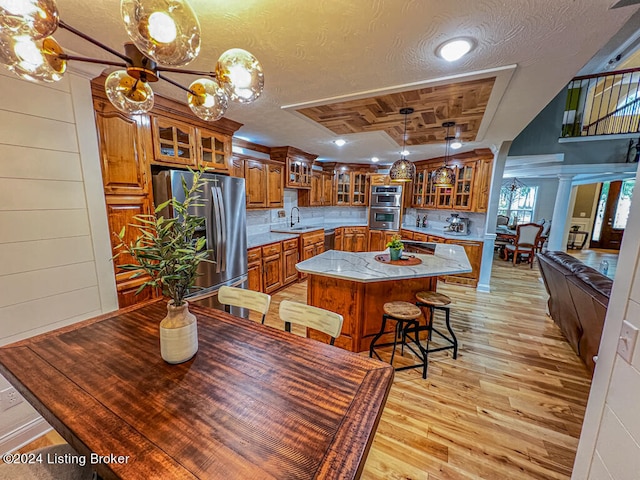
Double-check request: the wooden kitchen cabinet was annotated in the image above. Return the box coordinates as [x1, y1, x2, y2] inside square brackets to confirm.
[334, 167, 374, 206]
[414, 232, 430, 242]
[94, 102, 151, 196]
[247, 247, 262, 292]
[334, 228, 344, 250]
[472, 157, 492, 212]
[270, 146, 318, 189]
[368, 230, 398, 252]
[282, 238, 299, 286]
[262, 242, 283, 294]
[231, 155, 244, 178]
[444, 239, 484, 287]
[410, 149, 493, 212]
[298, 170, 334, 207]
[151, 116, 196, 166]
[244, 157, 284, 209]
[197, 128, 230, 172]
[299, 230, 325, 279]
[342, 227, 368, 252]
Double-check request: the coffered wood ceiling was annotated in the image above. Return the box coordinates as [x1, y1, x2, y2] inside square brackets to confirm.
[53, 1, 640, 164]
[296, 77, 495, 146]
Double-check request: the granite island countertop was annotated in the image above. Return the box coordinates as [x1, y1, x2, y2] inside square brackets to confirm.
[296, 244, 471, 283]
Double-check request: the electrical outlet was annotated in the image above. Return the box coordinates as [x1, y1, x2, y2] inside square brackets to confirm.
[617, 320, 639, 363]
[0, 387, 23, 412]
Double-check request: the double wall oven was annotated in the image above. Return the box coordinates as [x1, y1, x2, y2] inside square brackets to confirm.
[368, 185, 402, 230]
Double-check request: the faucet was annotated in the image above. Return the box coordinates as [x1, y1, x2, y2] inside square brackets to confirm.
[290, 207, 300, 227]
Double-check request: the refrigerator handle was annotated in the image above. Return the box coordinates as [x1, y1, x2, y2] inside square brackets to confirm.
[210, 186, 223, 273]
[214, 185, 227, 273]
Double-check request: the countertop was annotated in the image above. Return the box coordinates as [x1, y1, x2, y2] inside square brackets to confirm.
[247, 231, 300, 249]
[400, 225, 485, 242]
[295, 245, 471, 283]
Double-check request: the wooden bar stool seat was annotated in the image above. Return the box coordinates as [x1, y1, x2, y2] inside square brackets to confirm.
[369, 301, 429, 378]
[415, 290, 458, 359]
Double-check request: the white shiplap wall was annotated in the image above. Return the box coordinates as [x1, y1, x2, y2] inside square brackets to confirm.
[0, 69, 117, 452]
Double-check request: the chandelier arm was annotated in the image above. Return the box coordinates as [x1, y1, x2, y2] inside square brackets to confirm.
[59, 20, 131, 64]
[57, 54, 128, 69]
[157, 72, 197, 96]
[156, 66, 217, 78]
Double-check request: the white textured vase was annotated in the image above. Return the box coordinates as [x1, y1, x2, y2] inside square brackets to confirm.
[160, 301, 198, 364]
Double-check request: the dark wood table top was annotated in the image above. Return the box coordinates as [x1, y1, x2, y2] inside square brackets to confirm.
[0, 300, 393, 480]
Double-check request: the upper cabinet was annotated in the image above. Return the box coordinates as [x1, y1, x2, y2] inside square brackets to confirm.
[270, 146, 318, 189]
[332, 165, 376, 206]
[410, 149, 493, 212]
[152, 116, 196, 166]
[298, 169, 334, 207]
[243, 156, 284, 209]
[198, 128, 230, 171]
[94, 100, 151, 196]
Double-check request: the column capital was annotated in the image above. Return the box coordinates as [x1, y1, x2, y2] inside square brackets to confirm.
[557, 174, 575, 182]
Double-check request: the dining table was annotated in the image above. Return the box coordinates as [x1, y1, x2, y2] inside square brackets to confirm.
[0, 300, 394, 480]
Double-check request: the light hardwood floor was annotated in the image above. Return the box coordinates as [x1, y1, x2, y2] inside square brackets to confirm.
[16, 250, 615, 479]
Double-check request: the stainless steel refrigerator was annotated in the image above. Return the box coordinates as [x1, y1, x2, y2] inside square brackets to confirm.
[152, 169, 248, 315]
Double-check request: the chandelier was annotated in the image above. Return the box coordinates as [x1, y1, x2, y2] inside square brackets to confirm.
[389, 107, 416, 182]
[432, 121, 457, 187]
[0, 0, 264, 121]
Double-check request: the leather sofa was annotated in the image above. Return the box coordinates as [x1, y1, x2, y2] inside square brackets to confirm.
[537, 251, 613, 374]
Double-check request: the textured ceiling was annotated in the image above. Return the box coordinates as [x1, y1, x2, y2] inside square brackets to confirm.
[53, 0, 640, 164]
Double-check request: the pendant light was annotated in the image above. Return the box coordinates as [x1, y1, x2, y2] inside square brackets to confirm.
[0, 0, 264, 121]
[389, 107, 416, 182]
[432, 121, 457, 187]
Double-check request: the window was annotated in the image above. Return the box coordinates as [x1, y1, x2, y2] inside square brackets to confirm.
[613, 179, 635, 229]
[497, 185, 538, 224]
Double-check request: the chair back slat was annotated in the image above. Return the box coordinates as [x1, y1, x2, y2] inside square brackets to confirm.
[218, 286, 271, 322]
[279, 300, 344, 342]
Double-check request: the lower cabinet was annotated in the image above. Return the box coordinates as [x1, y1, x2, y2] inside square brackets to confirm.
[247, 247, 262, 292]
[368, 230, 399, 252]
[342, 227, 368, 252]
[444, 239, 484, 287]
[282, 238, 299, 286]
[335, 228, 344, 250]
[262, 243, 283, 294]
[299, 230, 325, 279]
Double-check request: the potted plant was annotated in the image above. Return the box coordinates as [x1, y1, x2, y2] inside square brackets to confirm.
[113, 168, 211, 364]
[386, 234, 404, 261]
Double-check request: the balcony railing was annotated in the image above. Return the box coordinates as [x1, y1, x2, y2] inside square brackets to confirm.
[562, 67, 640, 138]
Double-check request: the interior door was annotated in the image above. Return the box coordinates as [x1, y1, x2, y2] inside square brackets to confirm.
[590, 180, 633, 250]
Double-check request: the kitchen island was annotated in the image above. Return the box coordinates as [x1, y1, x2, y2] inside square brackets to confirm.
[296, 245, 471, 352]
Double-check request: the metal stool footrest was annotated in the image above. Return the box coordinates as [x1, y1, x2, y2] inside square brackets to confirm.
[416, 302, 458, 359]
[369, 314, 430, 378]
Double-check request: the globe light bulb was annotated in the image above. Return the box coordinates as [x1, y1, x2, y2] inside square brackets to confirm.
[216, 48, 264, 103]
[147, 11, 177, 44]
[105, 70, 154, 114]
[14, 36, 44, 68]
[0, 0, 58, 39]
[187, 78, 228, 121]
[1, 35, 66, 83]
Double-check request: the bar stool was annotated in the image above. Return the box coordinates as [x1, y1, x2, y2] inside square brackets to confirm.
[369, 301, 429, 378]
[415, 291, 458, 359]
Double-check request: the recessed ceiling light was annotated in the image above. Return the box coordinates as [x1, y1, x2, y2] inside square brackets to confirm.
[401, 150, 410, 156]
[334, 139, 346, 146]
[437, 38, 474, 62]
[371, 157, 379, 163]
[450, 140, 462, 150]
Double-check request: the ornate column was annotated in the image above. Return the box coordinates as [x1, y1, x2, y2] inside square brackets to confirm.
[547, 174, 575, 252]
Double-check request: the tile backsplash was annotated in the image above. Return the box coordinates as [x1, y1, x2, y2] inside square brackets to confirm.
[246, 189, 368, 235]
[404, 208, 487, 236]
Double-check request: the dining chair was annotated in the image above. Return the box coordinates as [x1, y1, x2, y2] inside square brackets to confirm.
[0, 443, 94, 480]
[279, 300, 344, 345]
[218, 286, 271, 324]
[503, 223, 543, 268]
[536, 221, 552, 253]
[496, 214, 509, 227]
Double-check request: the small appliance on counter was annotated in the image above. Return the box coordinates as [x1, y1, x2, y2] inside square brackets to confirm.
[445, 213, 470, 235]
